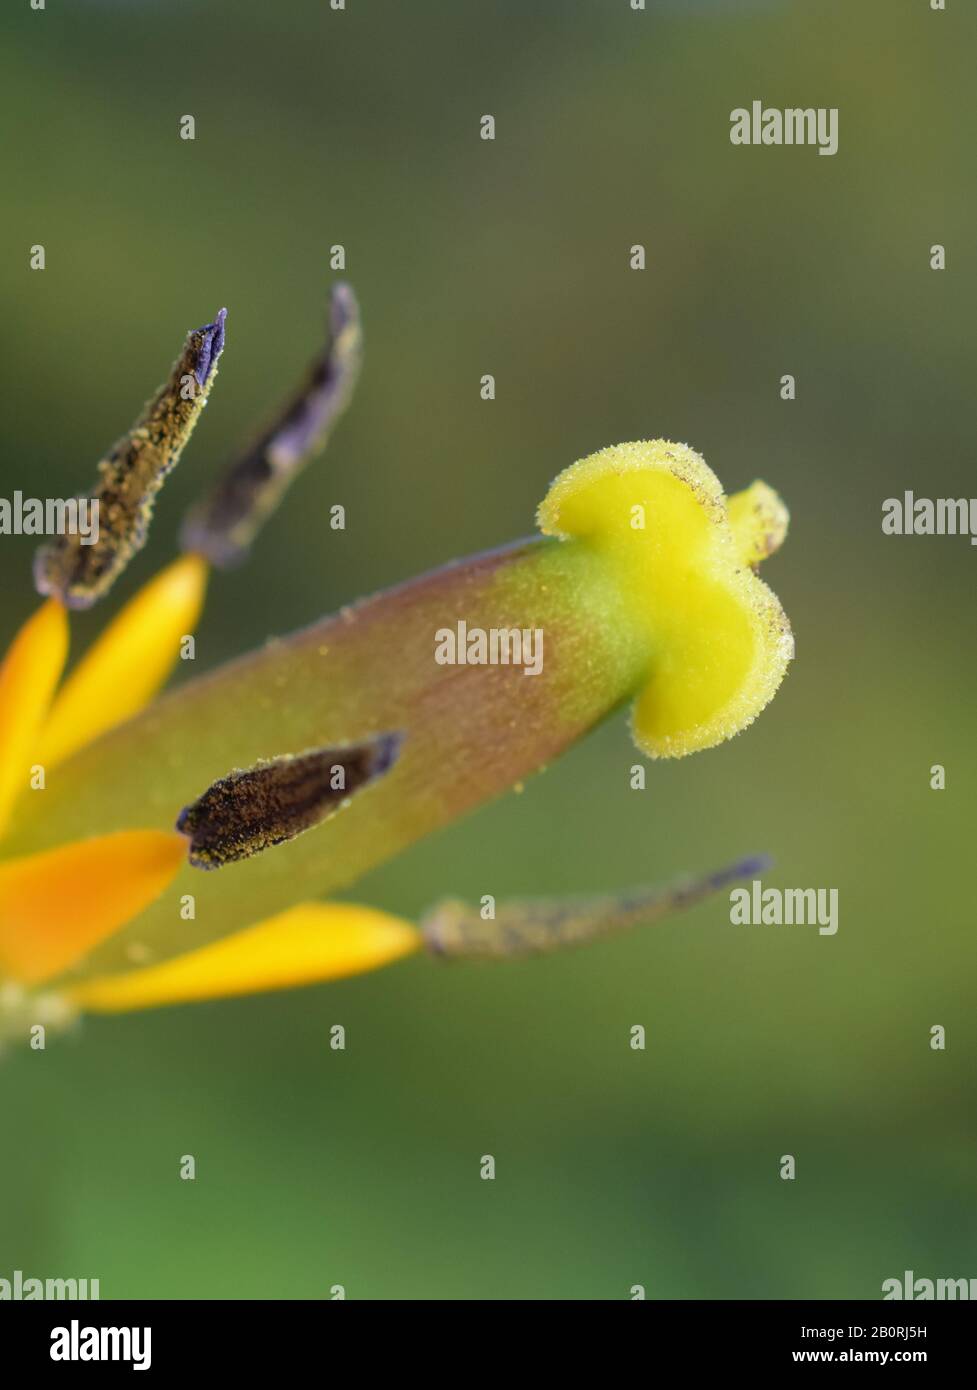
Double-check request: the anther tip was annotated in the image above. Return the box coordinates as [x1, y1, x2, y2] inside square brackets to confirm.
[329, 282, 357, 330]
[727, 853, 773, 882]
[372, 731, 404, 778]
[194, 307, 228, 387]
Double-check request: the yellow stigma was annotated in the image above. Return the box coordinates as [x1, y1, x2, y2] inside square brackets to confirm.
[727, 480, 790, 567]
[537, 440, 793, 758]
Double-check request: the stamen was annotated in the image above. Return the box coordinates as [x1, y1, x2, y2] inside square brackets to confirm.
[422, 855, 771, 959]
[180, 283, 361, 567]
[33, 309, 227, 609]
[177, 731, 402, 869]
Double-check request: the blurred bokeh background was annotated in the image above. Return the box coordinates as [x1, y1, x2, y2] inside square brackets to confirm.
[1, 0, 974, 1299]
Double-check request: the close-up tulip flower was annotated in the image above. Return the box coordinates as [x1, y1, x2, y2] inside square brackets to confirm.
[0, 287, 792, 1046]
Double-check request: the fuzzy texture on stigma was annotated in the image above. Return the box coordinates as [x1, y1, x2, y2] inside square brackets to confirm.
[537, 440, 793, 758]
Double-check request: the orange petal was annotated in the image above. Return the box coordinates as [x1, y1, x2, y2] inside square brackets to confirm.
[69, 901, 421, 1013]
[0, 599, 69, 836]
[38, 554, 209, 769]
[0, 830, 186, 985]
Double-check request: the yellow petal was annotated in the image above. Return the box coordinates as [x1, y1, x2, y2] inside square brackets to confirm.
[69, 901, 421, 1014]
[0, 599, 69, 836]
[38, 554, 209, 769]
[0, 830, 186, 985]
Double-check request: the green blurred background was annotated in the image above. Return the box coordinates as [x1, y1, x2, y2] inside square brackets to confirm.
[1, 0, 974, 1299]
